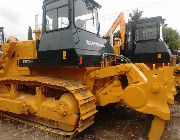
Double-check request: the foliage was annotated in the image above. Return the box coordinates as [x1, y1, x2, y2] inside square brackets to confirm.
[113, 9, 144, 39]
[113, 30, 121, 39]
[163, 26, 180, 52]
[129, 9, 143, 22]
[28, 26, 33, 40]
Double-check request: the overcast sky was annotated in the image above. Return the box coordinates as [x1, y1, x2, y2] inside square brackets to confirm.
[0, 0, 180, 40]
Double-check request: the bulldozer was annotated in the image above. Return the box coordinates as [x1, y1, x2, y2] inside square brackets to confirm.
[0, 0, 175, 140]
[105, 12, 179, 103]
[105, 13, 173, 65]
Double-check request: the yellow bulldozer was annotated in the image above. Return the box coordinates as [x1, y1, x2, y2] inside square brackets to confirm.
[0, 0, 179, 140]
[105, 12, 180, 101]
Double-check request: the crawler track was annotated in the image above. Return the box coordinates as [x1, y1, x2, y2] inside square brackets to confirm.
[0, 76, 97, 137]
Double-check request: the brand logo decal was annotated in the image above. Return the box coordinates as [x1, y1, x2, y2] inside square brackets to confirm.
[22, 60, 33, 64]
[86, 40, 105, 48]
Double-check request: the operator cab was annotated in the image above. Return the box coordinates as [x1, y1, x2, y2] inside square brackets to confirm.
[43, 0, 100, 34]
[20, 0, 114, 67]
[125, 16, 172, 63]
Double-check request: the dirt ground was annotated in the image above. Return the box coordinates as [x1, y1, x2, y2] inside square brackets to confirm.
[0, 101, 180, 140]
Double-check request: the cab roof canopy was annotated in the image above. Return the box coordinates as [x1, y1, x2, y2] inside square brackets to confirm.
[86, 0, 102, 9]
[43, 0, 101, 9]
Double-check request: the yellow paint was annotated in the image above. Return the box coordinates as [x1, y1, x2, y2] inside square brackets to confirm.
[158, 54, 162, 59]
[63, 51, 67, 60]
[0, 37, 177, 139]
[148, 117, 165, 140]
[104, 12, 125, 50]
[33, 29, 41, 40]
[113, 38, 121, 56]
[175, 65, 180, 89]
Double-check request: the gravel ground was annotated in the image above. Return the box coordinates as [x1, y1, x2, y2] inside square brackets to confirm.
[0, 102, 180, 140]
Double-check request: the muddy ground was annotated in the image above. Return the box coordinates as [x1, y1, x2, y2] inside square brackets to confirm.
[0, 101, 180, 140]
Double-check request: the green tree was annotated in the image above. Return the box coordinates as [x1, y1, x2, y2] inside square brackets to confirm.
[28, 26, 33, 40]
[129, 9, 144, 22]
[113, 9, 144, 39]
[163, 26, 180, 52]
[113, 30, 121, 38]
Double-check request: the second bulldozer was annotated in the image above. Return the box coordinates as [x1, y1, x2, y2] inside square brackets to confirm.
[106, 12, 179, 102]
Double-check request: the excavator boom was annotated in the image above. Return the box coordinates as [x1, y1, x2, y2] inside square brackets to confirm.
[104, 12, 126, 49]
